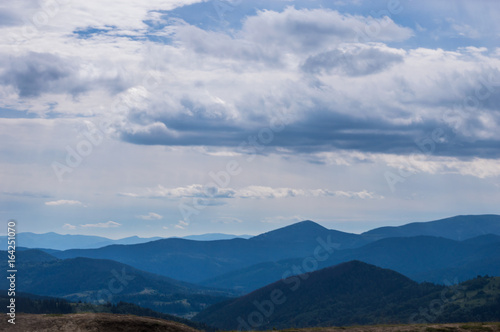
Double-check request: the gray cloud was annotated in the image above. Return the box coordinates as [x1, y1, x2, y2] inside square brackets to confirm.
[302, 45, 404, 76]
[0, 9, 22, 27]
[0, 52, 127, 98]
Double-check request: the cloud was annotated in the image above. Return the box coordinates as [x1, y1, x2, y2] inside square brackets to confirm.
[137, 212, 163, 220]
[122, 185, 380, 200]
[0, 52, 126, 98]
[309, 150, 500, 179]
[80, 221, 121, 228]
[45, 199, 84, 206]
[241, 7, 414, 53]
[2, 4, 499, 160]
[302, 44, 404, 76]
[237, 186, 380, 199]
[62, 223, 77, 230]
[121, 184, 236, 199]
[175, 220, 189, 229]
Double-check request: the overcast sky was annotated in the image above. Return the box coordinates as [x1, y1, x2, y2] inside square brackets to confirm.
[1, 0, 500, 239]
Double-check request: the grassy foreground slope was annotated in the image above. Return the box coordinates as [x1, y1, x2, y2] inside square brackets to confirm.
[0, 313, 200, 332]
[0, 315, 498, 332]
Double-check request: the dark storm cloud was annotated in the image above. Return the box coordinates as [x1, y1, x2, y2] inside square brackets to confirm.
[121, 99, 500, 159]
[0, 52, 127, 98]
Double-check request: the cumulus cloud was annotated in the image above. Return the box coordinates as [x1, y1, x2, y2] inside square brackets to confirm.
[45, 199, 84, 206]
[122, 185, 380, 200]
[62, 223, 77, 230]
[0, 52, 127, 98]
[240, 7, 413, 52]
[137, 212, 163, 220]
[121, 184, 236, 199]
[175, 220, 189, 229]
[309, 150, 500, 179]
[80, 221, 121, 228]
[302, 44, 405, 76]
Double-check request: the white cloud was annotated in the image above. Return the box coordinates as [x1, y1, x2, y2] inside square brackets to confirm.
[175, 220, 189, 229]
[80, 221, 121, 228]
[62, 223, 77, 230]
[121, 184, 236, 199]
[122, 185, 380, 200]
[45, 199, 84, 206]
[137, 212, 163, 220]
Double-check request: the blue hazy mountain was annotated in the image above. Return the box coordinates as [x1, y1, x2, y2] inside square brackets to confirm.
[181, 233, 254, 241]
[199, 234, 500, 293]
[0, 232, 254, 250]
[362, 214, 500, 241]
[0, 232, 165, 250]
[4, 214, 499, 251]
[51, 215, 500, 284]
[0, 254, 234, 317]
[52, 220, 369, 283]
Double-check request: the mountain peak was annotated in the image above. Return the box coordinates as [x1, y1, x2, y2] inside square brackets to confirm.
[250, 220, 328, 242]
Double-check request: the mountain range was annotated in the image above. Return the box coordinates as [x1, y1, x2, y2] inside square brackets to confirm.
[3, 214, 500, 325]
[0, 250, 235, 317]
[0, 232, 254, 250]
[200, 234, 500, 293]
[50, 215, 500, 285]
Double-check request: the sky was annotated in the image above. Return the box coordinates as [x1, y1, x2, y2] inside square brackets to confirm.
[1, 0, 500, 239]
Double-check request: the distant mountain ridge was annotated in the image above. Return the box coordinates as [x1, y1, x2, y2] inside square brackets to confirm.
[181, 233, 253, 241]
[50, 215, 500, 284]
[0, 232, 165, 250]
[362, 214, 500, 241]
[0, 250, 235, 317]
[200, 234, 500, 292]
[0, 232, 254, 250]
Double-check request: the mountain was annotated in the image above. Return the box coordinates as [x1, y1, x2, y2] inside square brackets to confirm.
[14, 248, 58, 263]
[50, 216, 500, 284]
[52, 220, 361, 283]
[194, 261, 442, 329]
[200, 234, 500, 293]
[182, 233, 253, 241]
[251, 220, 369, 248]
[194, 261, 500, 330]
[0, 255, 234, 317]
[0, 232, 164, 250]
[362, 214, 500, 241]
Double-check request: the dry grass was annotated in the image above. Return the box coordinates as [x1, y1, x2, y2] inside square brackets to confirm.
[267, 322, 500, 332]
[0, 313, 201, 332]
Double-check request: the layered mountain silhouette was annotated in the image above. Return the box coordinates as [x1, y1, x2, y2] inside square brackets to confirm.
[194, 261, 500, 330]
[0, 232, 165, 250]
[0, 251, 234, 316]
[362, 214, 500, 241]
[49, 215, 500, 285]
[4, 214, 500, 323]
[200, 234, 500, 293]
